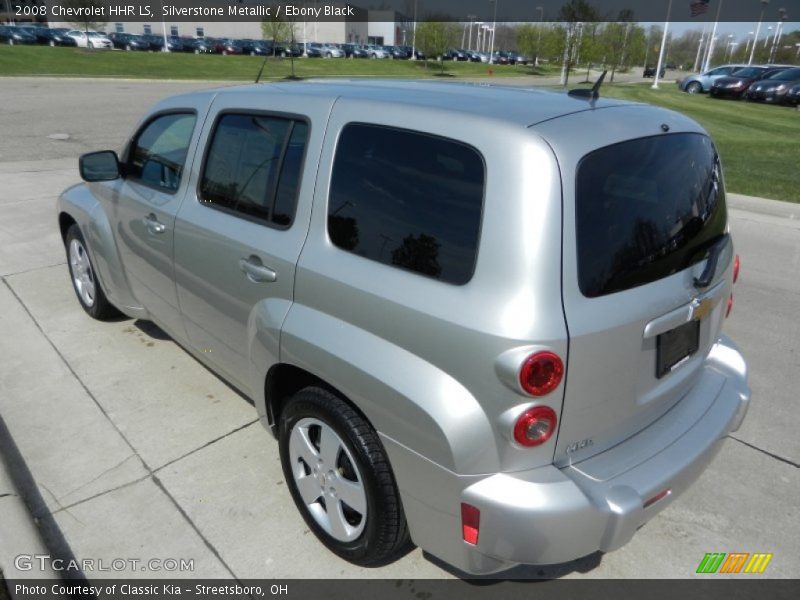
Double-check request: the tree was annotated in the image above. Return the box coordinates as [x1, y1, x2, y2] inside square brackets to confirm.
[261, 15, 295, 57]
[61, 0, 107, 33]
[415, 22, 457, 72]
[557, 0, 600, 85]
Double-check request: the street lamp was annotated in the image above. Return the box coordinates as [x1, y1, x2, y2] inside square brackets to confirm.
[535, 5, 544, 66]
[769, 9, 788, 63]
[488, 0, 498, 64]
[749, 0, 770, 64]
[410, 0, 418, 61]
[744, 31, 754, 56]
[466, 15, 477, 51]
[764, 26, 773, 48]
[724, 35, 735, 62]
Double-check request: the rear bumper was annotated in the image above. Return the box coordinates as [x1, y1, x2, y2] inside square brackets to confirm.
[389, 336, 749, 575]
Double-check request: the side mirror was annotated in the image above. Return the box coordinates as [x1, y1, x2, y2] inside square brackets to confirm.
[79, 150, 120, 182]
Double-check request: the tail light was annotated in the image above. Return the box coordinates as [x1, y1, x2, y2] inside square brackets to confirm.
[460, 503, 480, 545]
[733, 254, 740, 283]
[519, 351, 563, 396]
[726, 293, 734, 318]
[513, 405, 558, 447]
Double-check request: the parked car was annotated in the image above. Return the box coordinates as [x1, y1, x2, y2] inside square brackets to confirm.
[239, 39, 273, 56]
[643, 65, 666, 78]
[443, 48, 469, 61]
[342, 43, 368, 58]
[785, 82, 800, 105]
[508, 52, 530, 65]
[65, 30, 112, 49]
[17, 26, 75, 46]
[306, 43, 344, 58]
[212, 38, 243, 55]
[274, 42, 303, 58]
[189, 37, 216, 54]
[59, 80, 748, 576]
[383, 45, 410, 59]
[745, 67, 800, 104]
[363, 44, 389, 59]
[107, 32, 148, 51]
[397, 45, 425, 60]
[710, 66, 787, 99]
[678, 64, 748, 93]
[0, 25, 37, 45]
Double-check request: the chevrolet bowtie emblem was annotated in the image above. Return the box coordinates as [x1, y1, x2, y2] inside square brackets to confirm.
[691, 297, 716, 321]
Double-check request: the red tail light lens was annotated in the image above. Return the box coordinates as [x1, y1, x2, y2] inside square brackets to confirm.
[513, 406, 558, 447]
[733, 255, 740, 284]
[519, 351, 563, 396]
[460, 503, 480, 545]
[726, 293, 734, 318]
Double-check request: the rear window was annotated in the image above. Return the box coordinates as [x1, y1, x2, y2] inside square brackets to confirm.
[576, 133, 727, 298]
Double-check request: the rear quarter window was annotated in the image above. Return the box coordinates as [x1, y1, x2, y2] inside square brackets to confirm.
[327, 123, 485, 285]
[576, 133, 727, 297]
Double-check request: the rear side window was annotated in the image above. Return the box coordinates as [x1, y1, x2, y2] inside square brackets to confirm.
[328, 124, 484, 285]
[199, 114, 308, 228]
[576, 133, 727, 298]
[127, 112, 196, 193]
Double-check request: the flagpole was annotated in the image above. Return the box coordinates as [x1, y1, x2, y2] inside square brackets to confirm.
[703, 0, 724, 72]
[652, 0, 672, 89]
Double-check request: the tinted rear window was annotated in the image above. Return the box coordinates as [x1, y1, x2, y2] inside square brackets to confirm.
[328, 124, 484, 285]
[576, 133, 726, 298]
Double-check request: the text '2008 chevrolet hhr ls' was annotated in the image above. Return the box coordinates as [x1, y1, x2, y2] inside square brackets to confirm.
[58, 80, 749, 575]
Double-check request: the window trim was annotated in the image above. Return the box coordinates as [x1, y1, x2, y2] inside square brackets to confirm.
[123, 109, 198, 196]
[196, 109, 311, 231]
[326, 122, 487, 286]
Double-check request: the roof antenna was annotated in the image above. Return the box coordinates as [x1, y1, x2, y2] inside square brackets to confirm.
[568, 70, 608, 101]
[255, 55, 268, 84]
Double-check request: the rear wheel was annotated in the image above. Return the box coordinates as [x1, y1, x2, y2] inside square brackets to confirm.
[65, 225, 119, 320]
[279, 387, 410, 566]
[686, 81, 702, 94]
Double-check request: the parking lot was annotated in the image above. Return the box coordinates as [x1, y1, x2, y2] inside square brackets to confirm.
[0, 77, 798, 581]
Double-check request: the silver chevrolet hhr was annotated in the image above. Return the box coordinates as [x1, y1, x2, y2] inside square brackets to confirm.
[57, 80, 750, 575]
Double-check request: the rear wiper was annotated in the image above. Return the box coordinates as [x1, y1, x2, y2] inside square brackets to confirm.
[693, 233, 730, 289]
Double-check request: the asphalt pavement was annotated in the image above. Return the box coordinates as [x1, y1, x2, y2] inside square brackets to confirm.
[0, 77, 797, 581]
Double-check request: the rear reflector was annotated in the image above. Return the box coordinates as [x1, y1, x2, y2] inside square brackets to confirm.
[726, 293, 734, 318]
[461, 503, 480, 545]
[643, 488, 672, 508]
[733, 254, 740, 284]
[519, 351, 564, 396]
[513, 405, 558, 447]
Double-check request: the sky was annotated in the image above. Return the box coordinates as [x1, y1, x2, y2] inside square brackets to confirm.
[646, 21, 800, 44]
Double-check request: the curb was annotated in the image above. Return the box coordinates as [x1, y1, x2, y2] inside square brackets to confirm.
[727, 193, 799, 220]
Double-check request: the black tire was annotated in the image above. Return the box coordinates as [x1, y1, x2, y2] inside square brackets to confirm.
[279, 387, 411, 566]
[687, 81, 702, 94]
[65, 224, 119, 320]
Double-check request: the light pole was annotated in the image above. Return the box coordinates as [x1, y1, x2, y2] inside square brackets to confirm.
[488, 0, 498, 64]
[410, 0, 417, 60]
[467, 15, 477, 51]
[764, 26, 773, 48]
[159, 0, 169, 52]
[535, 6, 544, 66]
[749, 0, 770, 65]
[652, 0, 673, 90]
[724, 35, 735, 62]
[744, 31, 754, 57]
[769, 9, 788, 63]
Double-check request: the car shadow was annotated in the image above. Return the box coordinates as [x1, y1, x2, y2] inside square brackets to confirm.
[132, 318, 255, 407]
[423, 550, 604, 582]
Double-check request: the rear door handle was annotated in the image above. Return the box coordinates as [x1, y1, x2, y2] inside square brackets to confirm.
[143, 213, 166, 234]
[239, 256, 277, 283]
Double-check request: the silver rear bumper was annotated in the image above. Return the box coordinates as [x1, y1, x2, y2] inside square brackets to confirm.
[388, 336, 749, 575]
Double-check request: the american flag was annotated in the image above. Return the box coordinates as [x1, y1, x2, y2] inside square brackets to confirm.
[690, 0, 711, 17]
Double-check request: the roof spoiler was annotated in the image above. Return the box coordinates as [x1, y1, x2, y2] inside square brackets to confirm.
[568, 70, 608, 101]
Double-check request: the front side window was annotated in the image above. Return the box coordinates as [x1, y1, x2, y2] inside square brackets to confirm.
[576, 133, 727, 298]
[328, 124, 484, 285]
[199, 114, 309, 228]
[127, 112, 196, 192]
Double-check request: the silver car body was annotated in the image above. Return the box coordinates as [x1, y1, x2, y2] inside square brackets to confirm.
[679, 64, 748, 92]
[57, 81, 750, 575]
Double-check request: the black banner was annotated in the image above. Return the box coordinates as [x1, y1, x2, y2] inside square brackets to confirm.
[9, 0, 800, 23]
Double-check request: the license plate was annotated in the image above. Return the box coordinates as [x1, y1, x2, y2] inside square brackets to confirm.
[656, 320, 700, 378]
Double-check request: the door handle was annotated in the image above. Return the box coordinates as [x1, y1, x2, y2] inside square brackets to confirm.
[143, 213, 166, 234]
[239, 256, 277, 283]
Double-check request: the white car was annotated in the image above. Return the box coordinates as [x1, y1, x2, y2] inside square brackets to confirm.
[66, 30, 112, 49]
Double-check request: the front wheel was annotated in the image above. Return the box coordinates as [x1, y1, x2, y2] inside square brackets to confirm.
[65, 224, 119, 320]
[279, 387, 410, 566]
[686, 81, 702, 94]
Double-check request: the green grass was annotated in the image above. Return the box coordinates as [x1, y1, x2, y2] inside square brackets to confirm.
[600, 83, 799, 203]
[0, 45, 547, 80]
